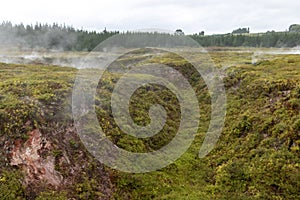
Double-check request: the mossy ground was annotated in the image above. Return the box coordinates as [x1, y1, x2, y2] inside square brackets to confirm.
[0, 48, 299, 199]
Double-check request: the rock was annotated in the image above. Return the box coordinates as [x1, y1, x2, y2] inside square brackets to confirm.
[10, 129, 63, 186]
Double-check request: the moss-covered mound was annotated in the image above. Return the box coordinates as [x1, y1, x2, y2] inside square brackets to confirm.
[0, 49, 299, 199]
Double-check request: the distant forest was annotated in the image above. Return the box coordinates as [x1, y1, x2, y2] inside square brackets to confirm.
[0, 21, 300, 51]
[191, 31, 300, 48]
[0, 22, 118, 51]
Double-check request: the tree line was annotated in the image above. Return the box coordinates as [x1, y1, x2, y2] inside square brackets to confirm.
[1, 21, 300, 51]
[0, 21, 118, 51]
[191, 31, 300, 47]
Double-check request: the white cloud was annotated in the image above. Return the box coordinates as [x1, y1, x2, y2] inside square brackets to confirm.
[0, 0, 299, 34]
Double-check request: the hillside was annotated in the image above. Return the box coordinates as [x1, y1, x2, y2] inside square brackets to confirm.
[0, 48, 299, 199]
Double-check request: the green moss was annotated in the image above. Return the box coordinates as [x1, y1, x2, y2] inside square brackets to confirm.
[0, 170, 25, 199]
[0, 63, 76, 139]
[36, 191, 68, 200]
[74, 177, 103, 199]
[0, 48, 299, 199]
[109, 50, 300, 200]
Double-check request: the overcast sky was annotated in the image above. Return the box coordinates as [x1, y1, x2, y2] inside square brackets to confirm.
[1, 0, 299, 34]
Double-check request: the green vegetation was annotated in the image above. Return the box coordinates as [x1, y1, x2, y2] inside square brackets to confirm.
[75, 177, 104, 199]
[0, 48, 299, 199]
[0, 21, 118, 51]
[191, 31, 300, 47]
[232, 27, 250, 34]
[0, 170, 25, 199]
[0, 63, 75, 139]
[0, 63, 115, 198]
[35, 191, 68, 200]
[1, 21, 300, 51]
[289, 24, 300, 32]
[109, 50, 300, 199]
